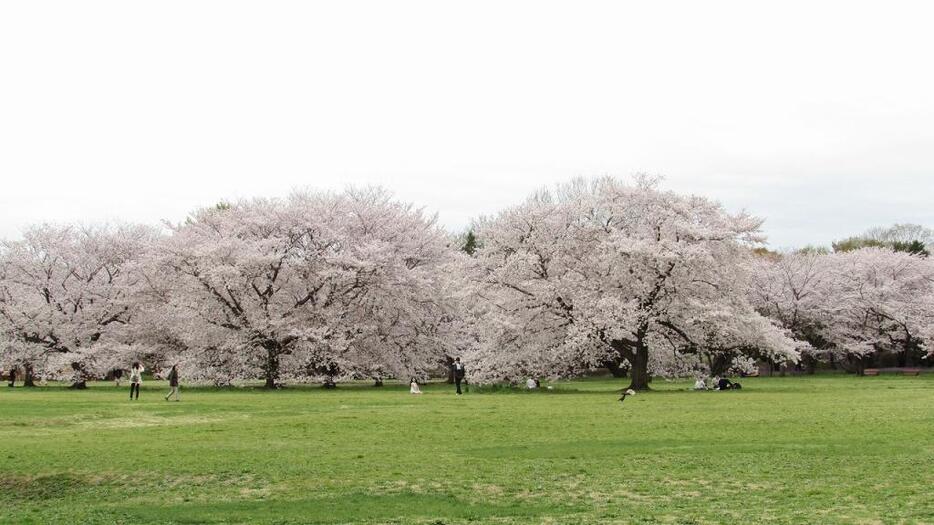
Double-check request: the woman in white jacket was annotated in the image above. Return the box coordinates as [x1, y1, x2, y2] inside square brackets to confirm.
[129, 362, 143, 400]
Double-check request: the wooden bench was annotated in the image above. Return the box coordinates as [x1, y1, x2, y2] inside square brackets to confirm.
[864, 368, 921, 376]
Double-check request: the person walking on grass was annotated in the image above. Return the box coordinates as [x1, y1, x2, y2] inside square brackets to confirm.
[129, 362, 143, 400]
[452, 357, 466, 395]
[164, 364, 180, 402]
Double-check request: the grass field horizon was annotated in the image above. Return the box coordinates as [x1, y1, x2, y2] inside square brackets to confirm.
[2, 375, 932, 524]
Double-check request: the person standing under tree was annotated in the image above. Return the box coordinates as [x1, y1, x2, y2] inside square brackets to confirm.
[164, 364, 180, 402]
[129, 362, 143, 400]
[452, 357, 466, 395]
[7, 366, 15, 388]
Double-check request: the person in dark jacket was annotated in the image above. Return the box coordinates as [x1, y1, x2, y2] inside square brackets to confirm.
[452, 357, 466, 395]
[164, 364, 180, 401]
[8, 366, 16, 387]
[717, 377, 741, 390]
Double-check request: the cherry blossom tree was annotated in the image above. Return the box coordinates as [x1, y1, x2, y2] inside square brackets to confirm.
[0, 224, 159, 387]
[819, 248, 934, 372]
[4, 182, 927, 390]
[748, 250, 829, 371]
[145, 188, 454, 388]
[466, 176, 799, 390]
[751, 247, 934, 372]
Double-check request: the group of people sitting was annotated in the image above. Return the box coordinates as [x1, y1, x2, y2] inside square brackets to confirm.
[693, 376, 742, 391]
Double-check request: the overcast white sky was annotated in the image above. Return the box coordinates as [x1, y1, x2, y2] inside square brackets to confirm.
[1, 1, 932, 248]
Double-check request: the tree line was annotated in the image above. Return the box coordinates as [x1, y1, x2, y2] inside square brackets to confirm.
[1, 178, 932, 390]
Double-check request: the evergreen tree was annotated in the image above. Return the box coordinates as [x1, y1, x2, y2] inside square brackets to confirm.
[462, 231, 478, 255]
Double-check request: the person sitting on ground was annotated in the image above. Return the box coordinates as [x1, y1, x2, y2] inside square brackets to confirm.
[717, 377, 735, 390]
[693, 377, 708, 391]
[526, 377, 538, 389]
[409, 378, 423, 395]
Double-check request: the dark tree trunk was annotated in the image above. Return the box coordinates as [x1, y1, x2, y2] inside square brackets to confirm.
[626, 344, 651, 391]
[23, 364, 37, 387]
[802, 354, 816, 375]
[709, 354, 732, 378]
[263, 345, 280, 389]
[851, 355, 865, 376]
[69, 362, 89, 389]
[445, 356, 455, 384]
[610, 336, 651, 391]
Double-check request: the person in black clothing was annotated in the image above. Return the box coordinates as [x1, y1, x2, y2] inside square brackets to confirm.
[452, 357, 466, 395]
[7, 366, 16, 387]
[164, 364, 180, 401]
[717, 377, 742, 390]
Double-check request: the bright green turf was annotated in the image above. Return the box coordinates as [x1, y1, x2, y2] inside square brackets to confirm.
[1, 375, 932, 524]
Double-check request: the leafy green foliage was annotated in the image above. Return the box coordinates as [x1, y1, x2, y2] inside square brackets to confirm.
[833, 223, 931, 256]
[795, 245, 831, 255]
[462, 230, 478, 256]
[891, 240, 930, 256]
[831, 237, 887, 252]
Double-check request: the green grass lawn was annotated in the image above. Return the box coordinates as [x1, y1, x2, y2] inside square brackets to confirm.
[1, 375, 932, 524]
